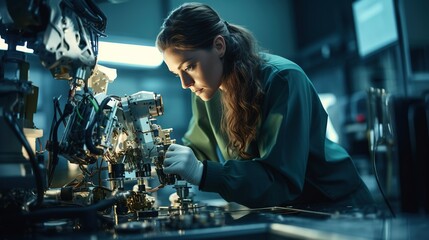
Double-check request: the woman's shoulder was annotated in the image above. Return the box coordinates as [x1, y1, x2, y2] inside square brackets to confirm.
[258, 52, 309, 86]
[259, 52, 304, 74]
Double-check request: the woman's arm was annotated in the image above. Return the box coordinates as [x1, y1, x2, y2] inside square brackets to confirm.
[200, 69, 325, 207]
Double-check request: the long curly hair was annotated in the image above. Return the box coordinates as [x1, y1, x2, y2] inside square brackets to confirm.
[156, 3, 264, 159]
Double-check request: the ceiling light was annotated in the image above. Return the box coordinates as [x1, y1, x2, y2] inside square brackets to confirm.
[97, 41, 163, 68]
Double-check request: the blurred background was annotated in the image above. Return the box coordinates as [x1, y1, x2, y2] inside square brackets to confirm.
[11, 0, 429, 212]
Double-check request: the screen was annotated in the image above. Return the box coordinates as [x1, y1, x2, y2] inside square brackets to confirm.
[352, 0, 398, 57]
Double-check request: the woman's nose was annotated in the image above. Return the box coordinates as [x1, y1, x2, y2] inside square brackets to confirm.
[180, 72, 194, 89]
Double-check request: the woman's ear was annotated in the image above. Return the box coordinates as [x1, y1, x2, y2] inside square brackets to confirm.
[213, 35, 226, 58]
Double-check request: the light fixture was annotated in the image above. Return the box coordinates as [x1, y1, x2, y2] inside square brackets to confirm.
[97, 41, 163, 68]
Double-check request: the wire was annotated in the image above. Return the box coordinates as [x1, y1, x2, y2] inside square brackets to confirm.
[36, 137, 44, 153]
[88, 95, 99, 111]
[55, 97, 67, 127]
[371, 136, 396, 218]
[75, 105, 84, 121]
[2, 110, 44, 208]
[48, 97, 59, 143]
[146, 184, 165, 193]
[98, 157, 104, 187]
[4, 191, 129, 232]
[63, 0, 107, 33]
[48, 102, 74, 186]
[85, 96, 113, 155]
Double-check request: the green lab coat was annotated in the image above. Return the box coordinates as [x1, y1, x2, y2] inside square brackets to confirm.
[182, 53, 365, 208]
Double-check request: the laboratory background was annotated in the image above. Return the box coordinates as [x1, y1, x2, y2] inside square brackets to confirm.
[1, 0, 428, 239]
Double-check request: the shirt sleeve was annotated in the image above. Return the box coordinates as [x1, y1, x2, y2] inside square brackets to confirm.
[201, 69, 327, 208]
[181, 93, 220, 161]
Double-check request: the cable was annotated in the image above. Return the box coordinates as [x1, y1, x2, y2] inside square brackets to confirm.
[47, 96, 63, 179]
[52, 96, 67, 127]
[4, 191, 130, 232]
[146, 184, 165, 193]
[371, 136, 396, 218]
[48, 102, 74, 186]
[2, 110, 44, 208]
[48, 97, 58, 142]
[85, 96, 113, 155]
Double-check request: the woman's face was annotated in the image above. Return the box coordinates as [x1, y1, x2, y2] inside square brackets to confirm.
[162, 37, 225, 101]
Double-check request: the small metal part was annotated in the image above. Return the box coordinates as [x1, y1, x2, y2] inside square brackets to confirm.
[114, 221, 153, 233]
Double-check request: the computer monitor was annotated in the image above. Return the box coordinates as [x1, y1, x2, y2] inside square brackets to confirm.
[352, 0, 398, 58]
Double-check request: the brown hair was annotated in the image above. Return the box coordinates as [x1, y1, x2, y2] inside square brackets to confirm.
[156, 3, 264, 159]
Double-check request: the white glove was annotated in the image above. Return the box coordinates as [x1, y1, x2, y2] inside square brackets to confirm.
[163, 144, 203, 186]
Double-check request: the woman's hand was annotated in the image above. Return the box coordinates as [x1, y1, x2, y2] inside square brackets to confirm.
[163, 144, 203, 186]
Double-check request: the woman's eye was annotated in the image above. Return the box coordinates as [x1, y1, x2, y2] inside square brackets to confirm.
[184, 64, 194, 72]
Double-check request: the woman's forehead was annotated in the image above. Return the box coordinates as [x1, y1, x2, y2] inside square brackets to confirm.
[163, 48, 206, 68]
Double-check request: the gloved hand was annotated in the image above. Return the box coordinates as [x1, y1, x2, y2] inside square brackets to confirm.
[163, 144, 203, 186]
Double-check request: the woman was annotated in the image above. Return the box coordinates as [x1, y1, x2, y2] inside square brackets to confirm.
[157, 2, 374, 210]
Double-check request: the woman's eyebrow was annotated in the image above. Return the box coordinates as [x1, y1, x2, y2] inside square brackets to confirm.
[177, 57, 194, 70]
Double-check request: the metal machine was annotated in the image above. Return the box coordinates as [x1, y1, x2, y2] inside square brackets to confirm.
[0, 0, 211, 234]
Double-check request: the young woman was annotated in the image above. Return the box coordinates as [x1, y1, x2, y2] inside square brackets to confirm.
[157, 2, 374, 210]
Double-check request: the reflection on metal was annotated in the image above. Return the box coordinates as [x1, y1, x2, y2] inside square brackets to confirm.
[269, 223, 367, 240]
